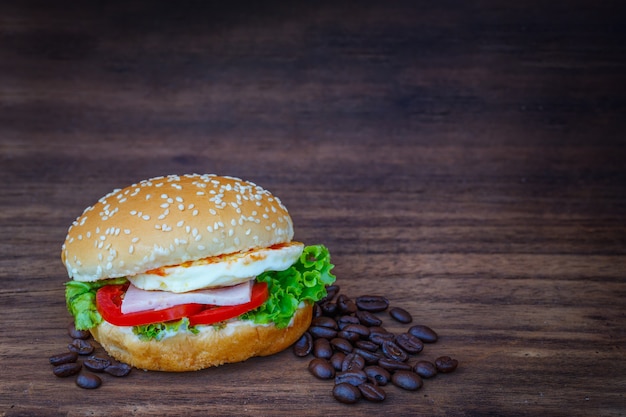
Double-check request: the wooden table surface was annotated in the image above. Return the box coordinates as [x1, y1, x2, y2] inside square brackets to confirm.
[1, 1, 625, 416]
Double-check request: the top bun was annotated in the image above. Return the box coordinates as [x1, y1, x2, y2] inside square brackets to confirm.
[62, 174, 294, 282]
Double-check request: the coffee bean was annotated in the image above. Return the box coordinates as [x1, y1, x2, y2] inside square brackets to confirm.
[67, 323, 91, 340]
[378, 357, 412, 373]
[341, 353, 365, 372]
[53, 362, 82, 377]
[335, 370, 368, 386]
[313, 338, 333, 359]
[333, 382, 361, 404]
[359, 383, 386, 402]
[368, 327, 394, 345]
[355, 340, 379, 352]
[341, 324, 370, 339]
[391, 370, 423, 391]
[337, 295, 357, 315]
[336, 315, 360, 330]
[309, 325, 338, 340]
[355, 310, 382, 327]
[308, 358, 335, 380]
[330, 338, 353, 354]
[104, 362, 132, 377]
[395, 333, 424, 354]
[293, 332, 313, 357]
[364, 366, 391, 386]
[49, 351, 78, 366]
[355, 295, 389, 312]
[408, 325, 438, 343]
[381, 340, 408, 362]
[330, 352, 346, 371]
[311, 316, 338, 329]
[76, 373, 102, 389]
[435, 356, 459, 373]
[337, 330, 360, 343]
[389, 307, 413, 324]
[83, 356, 111, 372]
[320, 302, 338, 317]
[312, 303, 323, 318]
[352, 348, 383, 365]
[68, 339, 94, 355]
[414, 360, 438, 378]
[319, 285, 340, 304]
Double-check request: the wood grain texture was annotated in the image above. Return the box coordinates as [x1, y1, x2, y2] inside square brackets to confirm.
[1, 0, 625, 416]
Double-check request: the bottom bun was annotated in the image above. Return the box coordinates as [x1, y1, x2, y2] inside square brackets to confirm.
[90, 303, 313, 372]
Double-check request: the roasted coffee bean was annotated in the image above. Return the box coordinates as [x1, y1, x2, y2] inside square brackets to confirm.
[308, 358, 335, 380]
[293, 332, 313, 357]
[395, 333, 424, 354]
[378, 357, 412, 373]
[337, 330, 360, 343]
[333, 382, 361, 404]
[330, 352, 346, 371]
[319, 285, 340, 304]
[355, 340, 379, 352]
[435, 356, 459, 373]
[312, 303, 323, 318]
[336, 315, 360, 330]
[368, 327, 394, 345]
[308, 325, 338, 339]
[49, 351, 78, 366]
[341, 353, 365, 372]
[341, 324, 370, 339]
[330, 337, 353, 354]
[381, 340, 408, 362]
[335, 370, 368, 386]
[313, 338, 333, 359]
[414, 360, 438, 378]
[355, 310, 382, 327]
[104, 362, 132, 377]
[83, 356, 111, 372]
[359, 383, 386, 402]
[364, 366, 391, 386]
[391, 370, 423, 391]
[52, 362, 82, 377]
[389, 307, 413, 324]
[311, 316, 338, 329]
[355, 295, 389, 312]
[352, 348, 383, 365]
[76, 373, 102, 389]
[336, 295, 357, 315]
[408, 324, 438, 343]
[320, 302, 338, 317]
[68, 323, 91, 340]
[68, 339, 94, 355]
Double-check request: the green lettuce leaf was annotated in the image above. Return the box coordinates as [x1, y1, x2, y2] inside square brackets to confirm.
[133, 317, 199, 341]
[65, 278, 128, 330]
[240, 244, 336, 328]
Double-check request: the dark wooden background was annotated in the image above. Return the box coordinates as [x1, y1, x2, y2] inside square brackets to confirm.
[1, 1, 625, 416]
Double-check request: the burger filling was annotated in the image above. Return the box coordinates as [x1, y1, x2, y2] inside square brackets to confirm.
[66, 244, 335, 341]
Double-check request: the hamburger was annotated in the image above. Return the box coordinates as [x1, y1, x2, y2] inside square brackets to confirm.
[62, 174, 335, 371]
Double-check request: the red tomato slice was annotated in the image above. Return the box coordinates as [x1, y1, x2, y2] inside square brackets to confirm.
[96, 282, 268, 327]
[188, 282, 268, 326]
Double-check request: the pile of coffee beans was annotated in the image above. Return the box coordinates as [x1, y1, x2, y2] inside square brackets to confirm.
[49, 322, 132, 389]
[293, 285, 458, 404]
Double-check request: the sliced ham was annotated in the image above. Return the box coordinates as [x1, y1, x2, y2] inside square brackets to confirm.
[121, 280, 253, 314]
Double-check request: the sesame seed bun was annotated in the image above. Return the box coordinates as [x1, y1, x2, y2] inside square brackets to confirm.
[61, 174, 294, 282]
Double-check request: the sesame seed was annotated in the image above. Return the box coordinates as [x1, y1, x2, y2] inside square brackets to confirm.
[142, 215, 150, 221]
[177, 220, 184, 227]
[131, 237, 139, 243]
[178, 204, 185, 211]
[192, 209, 199, 216]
